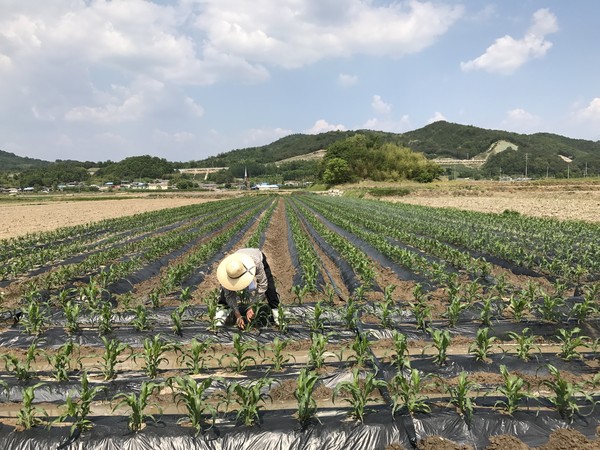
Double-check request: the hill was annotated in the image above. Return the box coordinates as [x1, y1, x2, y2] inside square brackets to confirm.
[192, 122, 600, 178]
[0, 149, 49, 171]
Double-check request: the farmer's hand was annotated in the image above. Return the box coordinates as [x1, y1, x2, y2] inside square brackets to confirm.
[246, 307, 255, 322]
[235, 313, 245, 329]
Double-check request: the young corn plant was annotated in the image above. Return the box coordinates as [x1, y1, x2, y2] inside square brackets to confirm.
[148, 290, 162, 309]
[99, 337, 132, 380]
[130, 305, 152, 331]
[508, 293, 530, 321]
[295, 368, 320, 428]
[308, 332, 329, 369]
[570, 292, 599, 323]
[17, 383, 47, 429]
[96, 301, 113, 335]
[468, 327, 496, 362]
[556, 327, 589, 361]
[204, 290, 221, 333]
[349, 333, 373, 367]
[427, 328, 451, 366]
[221, 333, 258, 373]
[333, 368, 386, 423]
[390, 330, 410, 371]
[63, 300, 82, 334]
[225, 376, 274, 427]
[494, 365, 532, 415]
[171, 303, 188, 336]
[542, 364, 592, 422]
[410, 284, 431, 331]
[389, 368, 431, 416]
[45, 341, 81, 381]
[112, 381, 163, 432]
[291, 284, 309, 305]
[21, 300, 46, 335]
[168, 376, 216, 434]
[380, 284, 397, 329]
[446, 372, 477, 425]
[177, 338, 214, 375]
[479, 296, 497, 327]
[308, 301, 326, 333]
[341, 296, 359, 329]
[3, 341, 39, 382]
[445, 295, 469, 328]
[535, 292, 565, 323]
[134, 335, 177, 379]
[507, 327, 538, 361]
[56, 371, 106, 437]
[265, 337, 295, 371]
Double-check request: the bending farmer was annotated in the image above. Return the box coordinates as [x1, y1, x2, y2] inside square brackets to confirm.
[216, 248, 280, 329]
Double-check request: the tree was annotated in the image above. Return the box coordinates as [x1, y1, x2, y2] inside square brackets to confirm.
[322, 158, 352, 185]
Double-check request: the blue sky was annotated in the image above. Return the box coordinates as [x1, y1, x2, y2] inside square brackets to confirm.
[1, 0, 599, 163]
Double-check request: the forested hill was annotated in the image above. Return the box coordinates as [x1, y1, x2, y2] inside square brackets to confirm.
[190, 121, 600, 177]
[0, 149, 49, 171]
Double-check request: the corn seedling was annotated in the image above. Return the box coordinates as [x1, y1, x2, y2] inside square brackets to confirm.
[225, 376, 273, 426]
[171, 303, 188, 336]
[556, 327, 589, 361]
[295, 368, 320, 427]
[135, 335, 178, 379]
[275, 302, 289, 333]
[178, 338, 214, 374]
[507, 327, 538, 361]
[99, 336, 132, 380]
[427, 328, 451, 366]
[389, 368, 431, 416]
[350, 333, 373, 367]
[168, 376, 216, 434]
[291, 284, 308, 305]
[446, 372, 477, 424]
[179, 286, 193, 302]
[468, 327, 496, 361]
[308, 332, 329, 369]
[3, 341, 39, 382]
[148, 290, 161, 309]
[570, 290, 599, 323]
[333, 368, 386, 423]
[479, 296, 496, 327]
[410, 284, 431, 330]
[63, 300, 81, 334]
[221, 333, 258, 373]
[112, 381, 163, 432]
[204, 290, 221, 332]
[494, 365, 532, 415]
[45, 341, 81, 381]
[380, 284, 397, 329]
[17, 383, 47, 429]
[21, 300, 46, 335]
[308, 301, 326, 333]
[56, 371, 105, 436]
[96, 301, 113, 335]
[341, 296, 359, 329]
[542, 364, 591, 422]
[535, 293, 565, 323]
[508, 293, 530, 321]
[390, 330, 410, 371]
[130, 305, 151, 331]
[445, 295, 469, 328]
[265, 337, 295, 371]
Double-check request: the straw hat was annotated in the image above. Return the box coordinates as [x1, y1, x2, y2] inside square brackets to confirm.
[217, 252, 257, 291]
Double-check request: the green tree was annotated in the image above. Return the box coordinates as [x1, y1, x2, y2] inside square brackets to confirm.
[322, 157, 352, 185]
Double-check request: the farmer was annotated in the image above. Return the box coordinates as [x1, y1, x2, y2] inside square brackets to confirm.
[215, 248, 280, 329]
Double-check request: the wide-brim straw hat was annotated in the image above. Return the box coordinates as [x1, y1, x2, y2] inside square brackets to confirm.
[217, 252, 257, 291]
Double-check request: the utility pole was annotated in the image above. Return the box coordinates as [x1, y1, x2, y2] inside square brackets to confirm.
[585, 162, 588, 177]
[525, 153, 528, 178]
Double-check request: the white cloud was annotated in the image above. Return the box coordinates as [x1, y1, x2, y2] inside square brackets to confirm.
[306, 119, 347, 134]
[241, 127, 293, 147]
[428, 112, 447, 123]
[372, 95, 391, 115]
[338, 73, 358, 88]
[501, 108, 541, 132]
[574, 98, 600, 122]
[362, 115, 411, 133]
[461, 8, 558, 74]
[185, 97, 205, 118]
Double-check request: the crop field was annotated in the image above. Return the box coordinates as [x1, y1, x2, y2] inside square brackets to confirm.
[0, 192, 598, 450]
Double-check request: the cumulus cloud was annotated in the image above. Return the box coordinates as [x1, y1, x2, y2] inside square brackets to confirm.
[501, 108, 541, 132]
[338, 73, 358, 87]
[362, 115, 411, 133]
[428, 112, 447, 123]
[574, 98, 600, 122]
[306, 119, 347, 134]
[372, 95, 392, 115]
[461, 8, 558, 74]
[185, 97, 205, 118]
[241, 127, 293, 147]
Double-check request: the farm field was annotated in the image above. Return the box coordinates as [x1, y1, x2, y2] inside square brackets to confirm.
[0, 191, 598, 450]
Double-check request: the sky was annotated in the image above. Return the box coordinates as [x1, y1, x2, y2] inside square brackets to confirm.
[1, 0, 600, 163]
